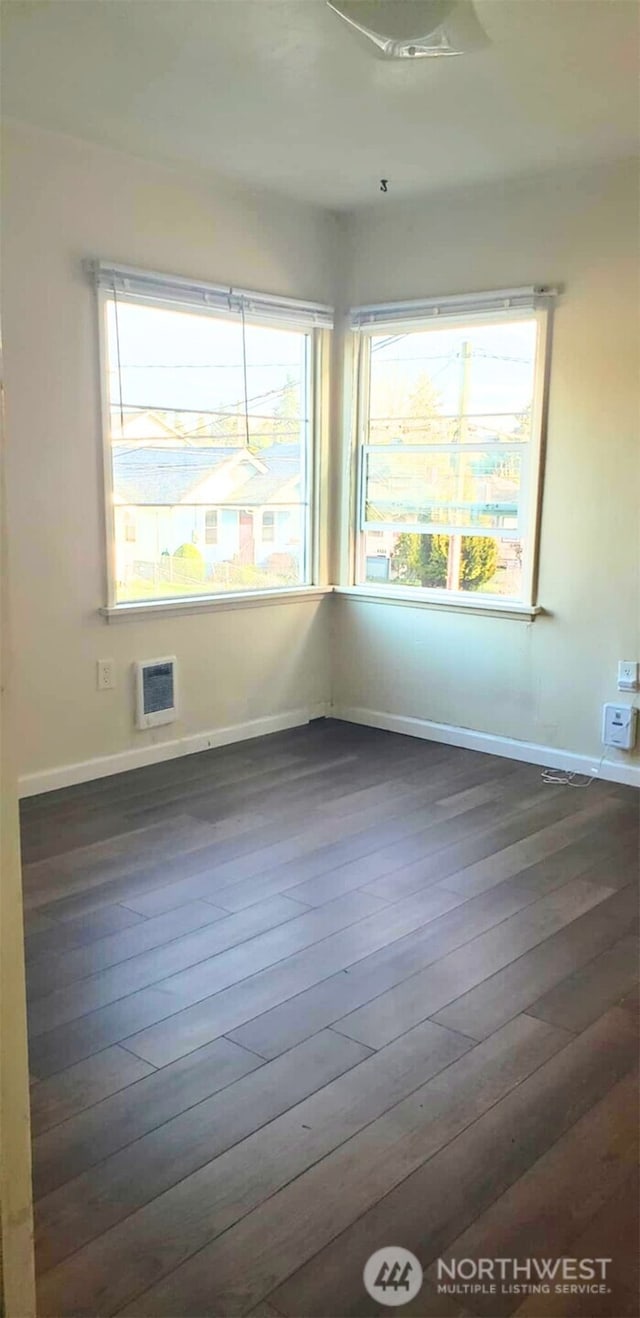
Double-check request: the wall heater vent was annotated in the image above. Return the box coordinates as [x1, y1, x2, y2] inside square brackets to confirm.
[135, 657, 177, 730]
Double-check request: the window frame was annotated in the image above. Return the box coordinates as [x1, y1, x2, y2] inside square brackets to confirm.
[93, 263, 332, 615]
[348, 293, 553, 614]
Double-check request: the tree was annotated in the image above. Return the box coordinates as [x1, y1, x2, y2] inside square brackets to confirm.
[394, 533, 449, 587]
[393, 532, 498, 592]
[459, 535, 498, 589]
[369, 369, 449, 443]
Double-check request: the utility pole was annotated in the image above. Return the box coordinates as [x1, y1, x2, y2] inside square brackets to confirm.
[446, 340, 471, 591]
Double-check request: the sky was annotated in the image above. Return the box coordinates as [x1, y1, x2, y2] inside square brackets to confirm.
[106, 299, 537, 436]
[370, 318, 537, 418]
[106, 299, 308, 418]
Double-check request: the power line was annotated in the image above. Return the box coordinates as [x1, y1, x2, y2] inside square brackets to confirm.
[369, 349, 532, 365]
[109, 362, 305, 370]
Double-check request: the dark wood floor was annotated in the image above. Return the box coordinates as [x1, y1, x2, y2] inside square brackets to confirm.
[20, 719, 639, 1318]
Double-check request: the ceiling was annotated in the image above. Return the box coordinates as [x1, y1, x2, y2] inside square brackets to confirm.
[2, 0, 638, 209]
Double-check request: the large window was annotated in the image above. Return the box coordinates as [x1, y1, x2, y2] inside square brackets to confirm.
[352, 289, 553, 607]
[95, 264, 331, 607]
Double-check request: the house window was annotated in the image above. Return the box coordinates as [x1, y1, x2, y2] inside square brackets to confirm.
[352, 288, 554, 607]
[262, 511, 275, 542]
[205, 510, 218, 545]
[95, 262, 332, 607]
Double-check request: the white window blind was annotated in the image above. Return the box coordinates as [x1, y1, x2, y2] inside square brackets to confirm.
[90, 261, 333, 330]
[351, 286, 556, 330]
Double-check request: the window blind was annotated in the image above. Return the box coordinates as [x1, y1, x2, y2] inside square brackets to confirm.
[89, 261, 334, 330]
[351, 286, 557, 330]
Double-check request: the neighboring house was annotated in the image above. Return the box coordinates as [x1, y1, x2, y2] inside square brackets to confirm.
[112, 443, 303, 586]
[115, 410, 187, 445]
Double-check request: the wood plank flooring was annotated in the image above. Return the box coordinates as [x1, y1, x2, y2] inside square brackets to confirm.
[20, 719, 639, 1318]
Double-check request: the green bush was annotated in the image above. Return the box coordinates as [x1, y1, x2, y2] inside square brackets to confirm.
[174, 543, 203, 562]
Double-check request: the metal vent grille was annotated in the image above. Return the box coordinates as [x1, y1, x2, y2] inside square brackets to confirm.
[135, 657, 177, 729]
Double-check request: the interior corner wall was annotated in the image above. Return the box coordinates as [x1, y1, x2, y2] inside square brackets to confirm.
[332, 158, 640, 778]
[4, 125, 639, 792]
[2, 122, 338, 792]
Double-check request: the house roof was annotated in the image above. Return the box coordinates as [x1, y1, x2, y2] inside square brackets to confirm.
[232, 446, 301, 505]
[120, 410, 187, 441]
[114, 446, 249, 504]
[113, 444, 299, 507]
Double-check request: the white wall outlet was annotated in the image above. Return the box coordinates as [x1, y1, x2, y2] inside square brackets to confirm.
[602, 702, 637, 750]
[97, 659, 115, 691]
[617, 660, 638, 691]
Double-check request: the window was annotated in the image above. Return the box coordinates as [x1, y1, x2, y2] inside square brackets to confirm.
[352, 288, 554, 607]
[94, 263, 332, 607]
[204, 510, 218, 545]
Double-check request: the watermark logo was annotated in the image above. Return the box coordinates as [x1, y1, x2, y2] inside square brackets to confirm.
[435, 1257, 612, 1299]
[363, 1247, 423, 1306]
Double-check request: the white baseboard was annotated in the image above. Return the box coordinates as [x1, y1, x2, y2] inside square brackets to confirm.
[333, 705, 640, 789]
[19, 700, 640, 797]
[18, 703, 330, 798]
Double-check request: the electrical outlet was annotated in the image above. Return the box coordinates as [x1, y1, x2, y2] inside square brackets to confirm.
[617, 660, 638, 692]
[97, 659, 115, 691]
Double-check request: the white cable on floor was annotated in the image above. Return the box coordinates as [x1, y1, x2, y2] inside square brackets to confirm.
[540, 750, 608, 789]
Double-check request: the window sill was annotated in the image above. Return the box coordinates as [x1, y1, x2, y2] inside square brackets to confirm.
[100, 585, 541, 623]
[333, 586, 543, 622]
[100, 586, 332, 622]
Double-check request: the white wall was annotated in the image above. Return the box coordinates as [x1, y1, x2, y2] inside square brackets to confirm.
[2, 123, 337, 791]
[333, 159, 640, 778]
